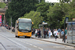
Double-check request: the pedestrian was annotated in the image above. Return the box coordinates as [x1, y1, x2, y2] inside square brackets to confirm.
[46, 28, 49, 37]
[48, 29, 52, 38]
[35, 29, 38, 37]
[63, 27, 67, 42]
[54, 29, 58, 41]
[40, 27, 44, 38]
[58, 28, 61, 38]
[61, 29, 64, 38]
[44, 29, 47, 38]
[53, 29, 55, 37]
[37, 29, 41, 38]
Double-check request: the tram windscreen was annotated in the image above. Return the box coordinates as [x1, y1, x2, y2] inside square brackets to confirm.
[19, 22, 32, 31]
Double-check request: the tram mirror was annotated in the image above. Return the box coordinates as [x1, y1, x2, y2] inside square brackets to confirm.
[32, 22, 34, 24]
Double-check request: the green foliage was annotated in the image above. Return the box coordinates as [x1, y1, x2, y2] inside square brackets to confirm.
[36, 1, 50, 21]
[60, 0, 70, 3]
[59, 0, 75, 28]
[65, 0, 75, 21]
[46, 0, 75, 29]
[47, 3, 65, 28]
[5, 0, 75, 29]
[5, 0, 39, 26]
[21, 11, 43, 28]
[0, 2, 6, 8]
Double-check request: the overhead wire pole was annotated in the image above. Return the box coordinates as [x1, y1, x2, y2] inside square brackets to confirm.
[11, 17, 12, 32]
[64, 17, 69, 43]
[64, 19, 66, 43]
[4, 15, 5, 27]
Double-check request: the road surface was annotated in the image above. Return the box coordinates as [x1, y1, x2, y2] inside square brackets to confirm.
[0, 27, 75, 50]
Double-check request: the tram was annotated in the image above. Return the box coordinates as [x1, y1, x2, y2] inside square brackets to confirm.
[15, 18, 32, 38]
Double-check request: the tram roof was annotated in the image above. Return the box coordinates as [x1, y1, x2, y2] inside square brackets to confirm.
[18, 18, 32, 22]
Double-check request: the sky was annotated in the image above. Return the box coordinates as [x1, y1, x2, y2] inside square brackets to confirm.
[45, 0, 60, 3]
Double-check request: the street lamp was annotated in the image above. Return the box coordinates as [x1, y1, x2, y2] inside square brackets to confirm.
[64, 19, 66, 43]
[11, 17, 12, 32]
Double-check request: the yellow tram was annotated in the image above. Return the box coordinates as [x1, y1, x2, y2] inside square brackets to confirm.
[15, 18, 32, 38]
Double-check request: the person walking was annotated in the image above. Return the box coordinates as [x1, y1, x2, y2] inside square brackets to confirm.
[40, 27, 44, 38]
[37, 29, 41, 38]
[54, 29, 58, 41]
[44, 28, 48, 38]
[48, 29, 52, 38]
[44, 29, 47, 38]
[63, 28, 67, 42]
[58, 28, 61, 38]
[61, 29, 64, 38]
[35, 29, 38, 37]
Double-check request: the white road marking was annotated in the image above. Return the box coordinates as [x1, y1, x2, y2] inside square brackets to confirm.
[53, 46, 75, 49]
[29, 44, 33, 46]
[28, 44, 43, 50]
[2, 27, 74, 50]
[0, 33, 43, 50]
[33, 45, 37, 48]
[65, 46, 75, 49]
[38, 47, 43, 50]
[18, 40, 44, 50]
[0, 27, 43, 50]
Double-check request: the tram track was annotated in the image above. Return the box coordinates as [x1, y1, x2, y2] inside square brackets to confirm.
[0, 31, 43, 50]
[0, 34, 31, 50]
[0, 27, 31, 50]
[0, 42, 7, 50]
[0, 27, 43, 50]
[0, 27, 75, 50]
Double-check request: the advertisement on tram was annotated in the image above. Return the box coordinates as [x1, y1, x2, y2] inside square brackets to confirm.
[0, 15, 2, 26]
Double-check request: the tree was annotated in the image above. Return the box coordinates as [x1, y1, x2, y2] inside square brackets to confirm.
[47, 3, 65, 28]
[5, 0, 39, 26]
[60, 0, 71, 3]
[36, 1, 50, 21]
[40, 0, 45, 3]
[21, 11, 43, 28]
[5, 9, 11, 25]
[64, 0, 75, 21]
[59, 0, 74, 28]
[0, 2, 6, 8]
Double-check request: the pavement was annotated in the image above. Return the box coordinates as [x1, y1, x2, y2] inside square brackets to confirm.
[31, 35, 75, 48]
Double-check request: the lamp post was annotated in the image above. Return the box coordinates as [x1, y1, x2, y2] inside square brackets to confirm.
[58, 20, 60, 28]
[64, 17, 69, 43]
[4, 15, 5, 26]
[11, 17, 12, 32]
